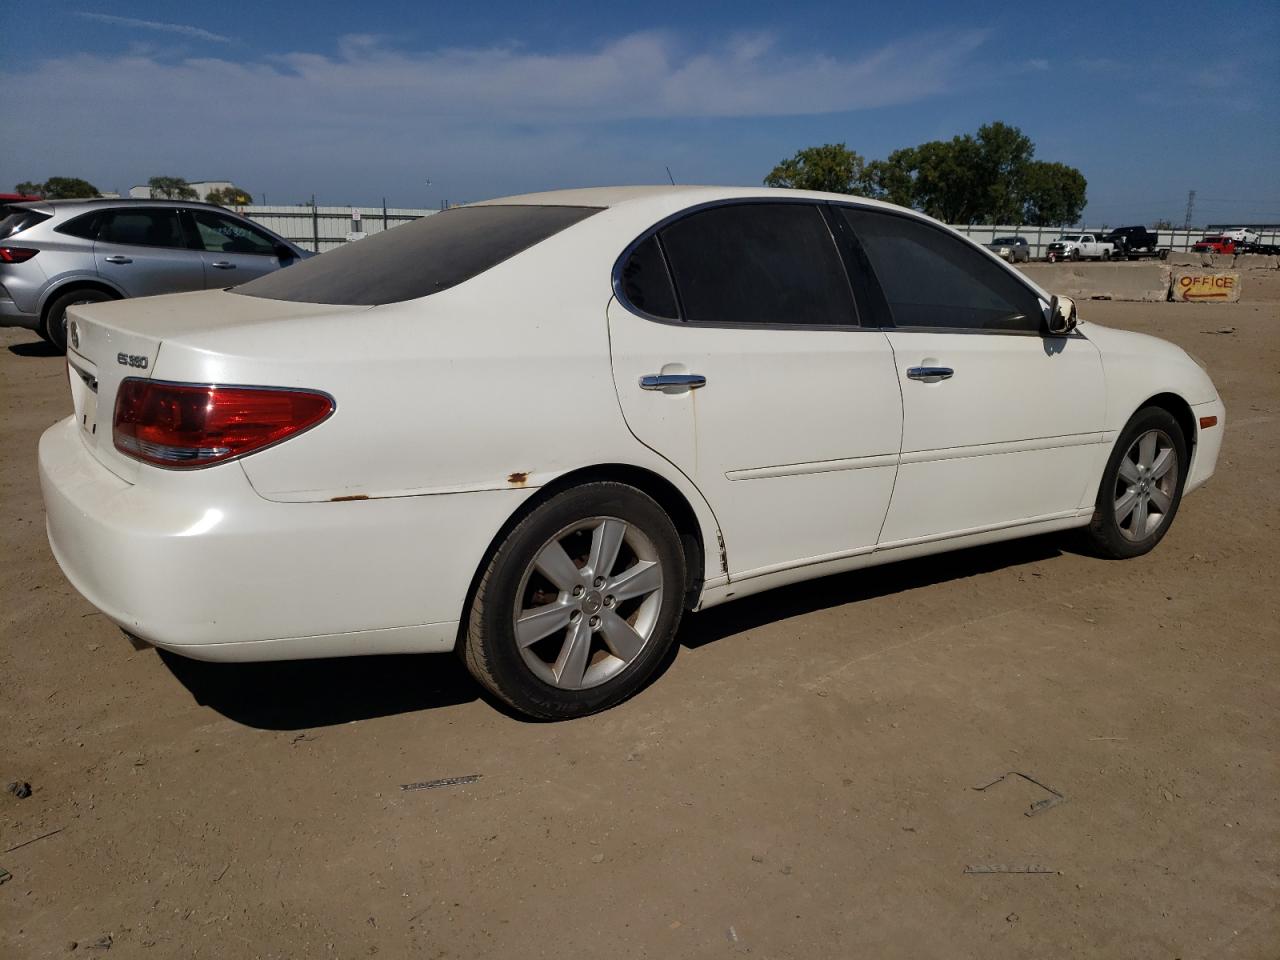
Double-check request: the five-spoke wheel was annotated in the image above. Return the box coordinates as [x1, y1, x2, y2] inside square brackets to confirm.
[464, 482, 685, 719]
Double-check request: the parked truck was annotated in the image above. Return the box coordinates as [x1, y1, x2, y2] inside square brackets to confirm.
[1045, 233, 1115, 262]
[1103, 225, 1169, 260]
[1192, 233, 1280, 255]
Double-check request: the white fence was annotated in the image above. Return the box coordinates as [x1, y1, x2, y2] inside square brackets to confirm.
[239, 205, 436, 253]
[235, 203, 1279, 258]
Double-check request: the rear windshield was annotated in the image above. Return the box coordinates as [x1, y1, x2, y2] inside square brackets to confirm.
[0, 208, 51, 240]
[233, 204, 601, 305]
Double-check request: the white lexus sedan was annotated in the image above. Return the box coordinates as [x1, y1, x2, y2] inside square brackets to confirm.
[40, 187, 1225, 719]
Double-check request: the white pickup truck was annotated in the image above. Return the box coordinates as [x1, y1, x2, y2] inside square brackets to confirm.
[1045, 233, 1115, 262]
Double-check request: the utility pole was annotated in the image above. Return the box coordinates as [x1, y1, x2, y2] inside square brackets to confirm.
[1183, 190, 1196, 230]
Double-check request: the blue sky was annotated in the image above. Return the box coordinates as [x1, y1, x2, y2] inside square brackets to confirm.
[3, 1, 1277, 225]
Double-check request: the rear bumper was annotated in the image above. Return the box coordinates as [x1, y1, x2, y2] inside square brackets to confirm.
[0, 296, 40, 329]
[39, 416, 526, 661]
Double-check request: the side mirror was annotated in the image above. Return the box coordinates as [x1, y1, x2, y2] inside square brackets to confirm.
[1047, 295, 1077, 335]
[274, 243, 295, 262]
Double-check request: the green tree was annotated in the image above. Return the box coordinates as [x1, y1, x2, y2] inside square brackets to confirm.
[764, 143, 868, 195]
[975, 122, 1035, 224]
[148, 176, 198, 200]
[1021, 161, 1087, 226]
[15, 176, 100, 199]
[861, 149, 917, 206]
[911, 135, 984, 223]
[204, 185, 254, 206]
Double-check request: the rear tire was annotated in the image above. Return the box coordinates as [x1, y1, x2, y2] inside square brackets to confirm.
[42, 289, 114, 353]
[463, 482, 686, 720]
[1084, 407, 1188, 559]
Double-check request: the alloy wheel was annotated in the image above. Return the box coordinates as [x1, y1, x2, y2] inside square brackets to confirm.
[1114, 428, 1179, 541]
[513, 516, 664, 690]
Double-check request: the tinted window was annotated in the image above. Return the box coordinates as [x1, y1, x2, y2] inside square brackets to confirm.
[236, 204, 600, 305]
[619, 235, 678, 319]
[658, 203, 856, 326]
[190, 209, 277, 255]
[98, 209, 185, 249]
[842, 209, 1043, 332]
[0, 209, 51, 240]
[55, 212, 100, 240]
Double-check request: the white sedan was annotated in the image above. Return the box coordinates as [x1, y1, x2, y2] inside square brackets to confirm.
[39, 186, 1225, 719]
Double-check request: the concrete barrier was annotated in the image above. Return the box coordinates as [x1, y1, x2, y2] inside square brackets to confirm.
[1170, 269, 1242, 303]
[1234, 254, 1279, 271]
[1018, 262, 1171, 302]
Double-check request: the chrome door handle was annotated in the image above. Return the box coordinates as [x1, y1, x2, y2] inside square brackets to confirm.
[103, 255, 132, 264]
[210, 261, 236, 269]
[906, 366, 954, 382]
[639, 374, 706, 391]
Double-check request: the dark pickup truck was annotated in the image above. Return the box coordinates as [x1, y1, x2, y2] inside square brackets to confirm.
[1104, 226, 1168, 260]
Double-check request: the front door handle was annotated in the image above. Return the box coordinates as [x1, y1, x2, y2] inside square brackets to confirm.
[906, 366, 954, 382]
[210, 261, 236, 269]
[639, 374, 707, 391]
[102, 255, 132, 264]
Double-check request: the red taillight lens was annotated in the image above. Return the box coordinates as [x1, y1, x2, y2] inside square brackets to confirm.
[0, 246, 39, 263]
[113, 380, 334, 468]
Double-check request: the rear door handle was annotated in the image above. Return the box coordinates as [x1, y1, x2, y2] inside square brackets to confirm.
[639, 374, 706, 391]
[103, 255, 132, 264]
[906, 368, 957, 384]
[210, 261, 236, 269]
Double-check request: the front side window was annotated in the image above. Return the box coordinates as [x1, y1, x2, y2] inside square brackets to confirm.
[189, 209, 278, 255]
[842, 208, 1043, 333]
[654, 203, 856, 326]
[98, 209, 185, 249]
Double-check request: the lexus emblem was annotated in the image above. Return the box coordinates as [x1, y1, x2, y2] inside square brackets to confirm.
[69, 321, 79, 350]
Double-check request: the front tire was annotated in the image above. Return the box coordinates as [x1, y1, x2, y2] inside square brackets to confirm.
[42, 289, 114, 352]
[1085, 407, 1188, 559]
[463, 482, 686, 719]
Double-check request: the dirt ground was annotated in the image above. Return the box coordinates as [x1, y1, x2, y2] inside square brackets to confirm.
[2, 275, 1278, 959]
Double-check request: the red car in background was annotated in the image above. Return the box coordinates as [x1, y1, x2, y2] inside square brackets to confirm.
[1192, 235, 1239, 255]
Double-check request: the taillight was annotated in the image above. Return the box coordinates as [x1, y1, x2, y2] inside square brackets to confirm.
[113, 379, 334, 468]
[0, 246, 39, 263]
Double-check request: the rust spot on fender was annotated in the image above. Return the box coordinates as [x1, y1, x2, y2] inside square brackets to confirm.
[507, 471, 529, 486]
[330, 494, 369, 502]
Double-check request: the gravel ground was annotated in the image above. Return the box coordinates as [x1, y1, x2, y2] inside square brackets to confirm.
[2, 275, 1278, 958]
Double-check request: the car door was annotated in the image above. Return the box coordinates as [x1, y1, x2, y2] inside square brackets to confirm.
[183, 207, 292, 287]
[92, 207, 205, 297]
[607, 201, 903, 580]
[839, 206, 1107, 546]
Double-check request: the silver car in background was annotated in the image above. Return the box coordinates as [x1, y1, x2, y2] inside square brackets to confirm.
[987, 235, 1031, 263]
[0, 199, 307, 350]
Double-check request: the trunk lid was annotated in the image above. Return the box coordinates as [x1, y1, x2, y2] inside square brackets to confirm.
[63, 289, 361, 482]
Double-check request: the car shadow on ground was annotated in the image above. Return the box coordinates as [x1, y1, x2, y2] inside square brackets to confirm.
[160, 535, 1070, 730]
[7, 339, 60, 357]
[159, 649, 482, 731]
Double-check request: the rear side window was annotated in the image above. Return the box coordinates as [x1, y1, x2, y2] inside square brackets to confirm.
[0, 209, 51, 240]
[842, 209, 1044, 332]
[655, 203, 856, 326]
[235, 204, 601, 305]
[55, 212, 101, 240]
[618, 235, 678, 320]
[98, 209, 186, 249]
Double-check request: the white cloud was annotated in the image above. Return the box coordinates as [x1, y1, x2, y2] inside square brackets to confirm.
[0, 29, 991, 200]
[76, 12, 234, 44]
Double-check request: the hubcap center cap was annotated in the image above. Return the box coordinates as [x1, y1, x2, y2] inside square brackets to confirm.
[582, 590, 603, 615]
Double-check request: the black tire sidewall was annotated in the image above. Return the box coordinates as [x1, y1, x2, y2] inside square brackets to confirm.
[470, 482, 686, 719]
[1089, 407, 1189, 559]
[44, 289, 111, 352]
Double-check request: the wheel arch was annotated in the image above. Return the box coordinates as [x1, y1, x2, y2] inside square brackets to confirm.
[1136, 391, 1197, 458]
[38, 278, 124, 325]
[454, 463, 710, 649]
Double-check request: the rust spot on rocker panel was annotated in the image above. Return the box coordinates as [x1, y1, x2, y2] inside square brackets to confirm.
[507, 472, 529, 486]
[330, 494, 370, 502]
